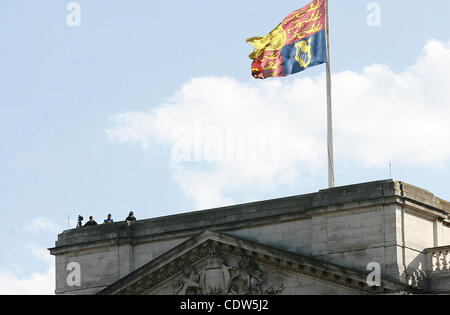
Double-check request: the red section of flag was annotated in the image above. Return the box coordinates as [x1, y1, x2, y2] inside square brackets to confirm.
[282, 0, 325, 46]
[251, 60, 264, 79]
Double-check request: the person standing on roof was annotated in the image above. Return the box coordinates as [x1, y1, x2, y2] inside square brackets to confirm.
[84, 216, 98, 227]
[104, 214, 114, 224]
[126, 211, 136, 225]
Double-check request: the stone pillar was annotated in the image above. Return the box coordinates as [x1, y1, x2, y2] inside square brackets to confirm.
[118, 241, 134, 278]
[434, 220, 444, 247]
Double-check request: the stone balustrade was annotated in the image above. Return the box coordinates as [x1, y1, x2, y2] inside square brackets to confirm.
[426, 246, 450, 273]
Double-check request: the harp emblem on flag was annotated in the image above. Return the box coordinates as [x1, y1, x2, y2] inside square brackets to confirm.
[294, 37, 312, 68]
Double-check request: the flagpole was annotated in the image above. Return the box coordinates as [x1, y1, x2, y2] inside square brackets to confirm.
[325, 0, 335, 188]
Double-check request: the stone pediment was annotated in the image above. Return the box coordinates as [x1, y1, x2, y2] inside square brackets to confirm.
[97, 230, 411, 295]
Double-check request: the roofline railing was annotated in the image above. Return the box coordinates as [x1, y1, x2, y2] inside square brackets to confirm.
[425, 246, 450, 273]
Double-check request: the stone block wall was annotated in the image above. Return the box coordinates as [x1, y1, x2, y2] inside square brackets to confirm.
[49, 180, 450, 294]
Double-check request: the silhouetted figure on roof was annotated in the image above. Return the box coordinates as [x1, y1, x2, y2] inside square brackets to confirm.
[84, 216, 98, 227]
[126, 211, 136, 225]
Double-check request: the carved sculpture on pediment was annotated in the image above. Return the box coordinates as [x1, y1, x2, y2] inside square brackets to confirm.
[172, 245, 284, 295]
[226, 254, 265, 295]
[172, 265, 203, 295]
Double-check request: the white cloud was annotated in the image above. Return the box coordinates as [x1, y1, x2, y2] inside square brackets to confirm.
[24, 217, 61, 234]
[0, 266, 55, 295]
[0, 245, 55, 295]
[106, 40, 450, 209]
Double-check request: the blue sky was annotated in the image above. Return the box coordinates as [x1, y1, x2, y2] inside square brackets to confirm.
[0, 0, 449, 293]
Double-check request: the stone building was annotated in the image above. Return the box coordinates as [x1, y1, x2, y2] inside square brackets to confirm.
[49, 180, 450, 295]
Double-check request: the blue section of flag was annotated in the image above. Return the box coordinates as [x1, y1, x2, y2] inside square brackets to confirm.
[280, 29, 327, 76]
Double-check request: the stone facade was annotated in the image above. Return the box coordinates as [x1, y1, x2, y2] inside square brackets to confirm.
[97, 231, 411, 295]
[49, 180, 450, 294]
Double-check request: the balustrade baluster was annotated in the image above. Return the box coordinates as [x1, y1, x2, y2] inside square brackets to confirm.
[445, 250, 450, 271]
[432, 251, 438, 272]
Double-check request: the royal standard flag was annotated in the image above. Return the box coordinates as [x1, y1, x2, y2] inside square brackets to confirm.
[247, 0, 327, 79]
